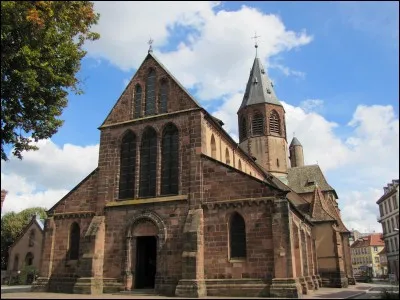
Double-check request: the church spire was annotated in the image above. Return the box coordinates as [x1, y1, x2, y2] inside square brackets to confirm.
[239, 50, 282, 110]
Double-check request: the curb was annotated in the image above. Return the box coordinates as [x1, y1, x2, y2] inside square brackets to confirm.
[345, 291, 368, 299]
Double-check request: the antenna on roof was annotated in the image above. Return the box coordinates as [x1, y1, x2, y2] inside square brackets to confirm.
[148, 38, 154, 53]
[251, 32, 261, 58]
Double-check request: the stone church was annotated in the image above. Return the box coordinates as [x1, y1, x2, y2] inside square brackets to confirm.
[33, 46, 355, 297]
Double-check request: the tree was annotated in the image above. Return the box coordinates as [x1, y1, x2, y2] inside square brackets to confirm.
[1, 207, 47, 270]
[1, 1, 100, 161]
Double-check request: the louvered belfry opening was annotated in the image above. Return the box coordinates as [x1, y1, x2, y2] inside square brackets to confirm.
[230, 213, 247, 258]
[145, 69, 156, 115]
[240, 117, 247, 141]
[134, 84, 142, 118]
[161, 123, 179, 195]
[211, 134, 217, 159]
[119, 131, 136, 199]
[252, 112, 264, 136]
[269, 110, 281, 134]
[140, 127, 157, 197]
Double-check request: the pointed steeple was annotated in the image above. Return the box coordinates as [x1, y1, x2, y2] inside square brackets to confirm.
[290, 137, 302, 147]
[239, 57, 282, 110]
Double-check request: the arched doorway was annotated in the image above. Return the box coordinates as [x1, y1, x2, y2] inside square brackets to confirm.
[133, 221, 158, 289]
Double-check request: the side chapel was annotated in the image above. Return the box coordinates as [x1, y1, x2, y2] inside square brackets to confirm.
[33, 44, 355, 297]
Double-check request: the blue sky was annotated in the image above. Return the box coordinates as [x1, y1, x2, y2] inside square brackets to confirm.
[2, 1, 399, 233]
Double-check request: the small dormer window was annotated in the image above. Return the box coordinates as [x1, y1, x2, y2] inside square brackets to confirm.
[266, 88, 271, 94]
[261, 68, 265, 74]
[253, 77, 258, 84]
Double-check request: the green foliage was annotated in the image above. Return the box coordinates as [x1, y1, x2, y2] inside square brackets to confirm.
[1, 1, 100, 161]
[1, 207, 47, 270]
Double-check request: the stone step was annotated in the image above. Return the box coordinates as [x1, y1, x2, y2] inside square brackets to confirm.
[119, 289, 158, 295]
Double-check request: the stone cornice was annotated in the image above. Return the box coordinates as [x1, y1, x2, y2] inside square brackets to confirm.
[50, 211, 95, 219]
[202, 197, 275, 209]
[105, 194, 188, 208]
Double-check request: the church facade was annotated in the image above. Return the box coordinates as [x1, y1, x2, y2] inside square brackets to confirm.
[33, 48, 354, 297]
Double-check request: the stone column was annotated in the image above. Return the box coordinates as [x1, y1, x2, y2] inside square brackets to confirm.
[308, 234, 319, 289]
[175, 209, 206, 297]
[269, 198, 302, 298]
[341, 233, 355, 285]
[304, 232, 315, 291]
[124, 236, 133, 291]
[312, 237, 322, 287]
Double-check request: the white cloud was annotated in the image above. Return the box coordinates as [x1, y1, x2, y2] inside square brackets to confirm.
[300, 99, 324, 113]
[1, 140, 99, 215]
[86, 1, 312, 100]
[270, 64, 306, 79]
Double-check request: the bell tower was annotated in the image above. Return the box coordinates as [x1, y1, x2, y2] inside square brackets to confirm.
[237, 41, 289, 180]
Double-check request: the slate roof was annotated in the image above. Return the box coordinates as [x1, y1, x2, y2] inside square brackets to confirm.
[239, 57, 282, 110]
[287, 164, 337, 197]
[309, 185, 336, 222]
[290, 137, 302, 147]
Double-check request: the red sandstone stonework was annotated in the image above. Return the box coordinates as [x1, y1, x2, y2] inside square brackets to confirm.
[33, 52, 353, 298]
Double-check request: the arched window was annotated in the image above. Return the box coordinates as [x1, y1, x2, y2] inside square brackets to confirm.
[225, 148, 230, 165]
[252, 113, 264, 136]
[161, 124, 179, 195]
[69, 222, 80, 260]
[145, 69, 156, 115]
[134, 84, 142, 118]
[210, 135, 216, 159]
[25, 252, 34, 266]
[238, 160, 242, 171]
[139, 127, 157, 197]
[29, 230, 35, 247]
[119, 131, 137, 199]
[13, 254, 19, 271]
[160, 80, 168, 114]
[229, 213, 247, 258]
[269, 110, 281, 134]
[240, 117, 247, 140]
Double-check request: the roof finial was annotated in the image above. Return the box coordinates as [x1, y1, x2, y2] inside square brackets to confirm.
[251, 32, 261, 58]
[148, 38, 154, 53]
[293, 131, 295, 137]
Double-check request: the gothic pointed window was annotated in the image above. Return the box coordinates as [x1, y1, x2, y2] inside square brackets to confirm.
[69, 222, 80, 260]
[139, 127, 157, 197]
[161, 124, 179, 195]
[119, 131, 136, 199]
[211, 134, 216, 159]
[145, 69, 156, 115]
[229, 212, 247, 258]
[134, 84, 142, 118]
[225, 148, 230, 165]
[29, 230, 35, 247]
[25, 252, 34, 266]
[269, 110, 281, 135]
[240, 117, 247, 141]
[252, 113, 264, 136]
[160, 79, 168, 114]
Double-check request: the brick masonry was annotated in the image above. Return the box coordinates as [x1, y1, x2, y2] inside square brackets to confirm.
[33, 52, 353, 298]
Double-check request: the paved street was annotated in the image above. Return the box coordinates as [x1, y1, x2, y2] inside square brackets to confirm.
[1, 281, 399, 299]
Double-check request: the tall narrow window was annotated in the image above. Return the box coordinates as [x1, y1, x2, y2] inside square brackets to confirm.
[29, 230, 35, 247]
[229, 213, 247, 258]
[13, 255, 19, 271]
[252, 113, 264, 136]
[69, 222, 80, 260]
[161, 124, 179, 195]
[25, 252, 34, 266]
[119, 131, 137, 199]
[160, 80, 168, 114]
[134, 84, 142, 118]
[211, 134, 216, 159]
[225, 148, 230, 165]
[140, 127, 157, 197]
[269, 110, 281, 134]
[240, 117, 247, 140]
[145, 69, 156, 115]
[238, 160, 242, 171]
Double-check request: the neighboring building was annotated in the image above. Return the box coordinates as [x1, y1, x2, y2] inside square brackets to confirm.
[377, 180, 399, 281]
[1, 189, 7, 210]
[378, 247, 388, 277]
[33, 46, 354, 298]
[350, 233, 385, 277]
[7, 214, 44, 283]
[349, 230, 374, 246]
